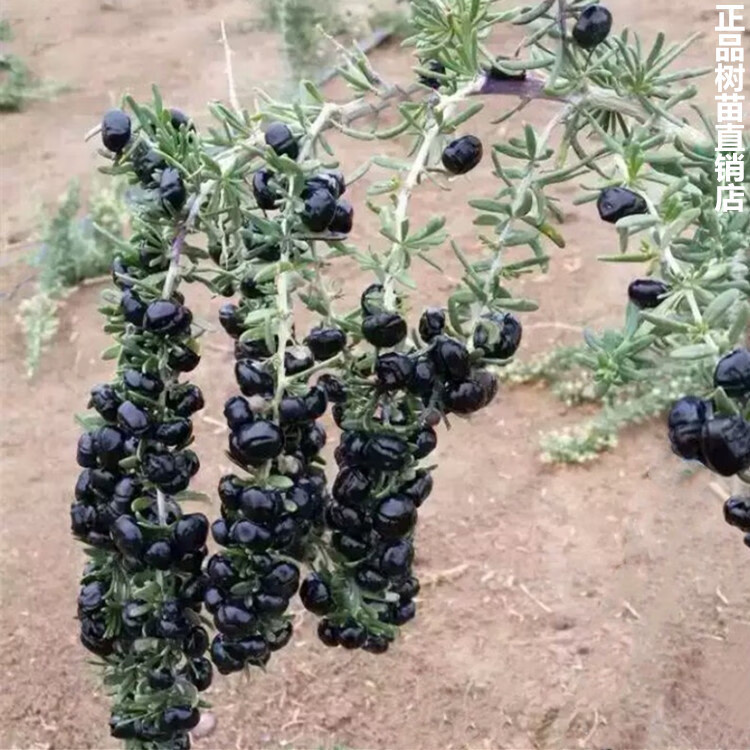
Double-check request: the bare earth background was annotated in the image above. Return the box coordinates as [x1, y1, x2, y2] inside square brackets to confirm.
[1, 1, 749, 749]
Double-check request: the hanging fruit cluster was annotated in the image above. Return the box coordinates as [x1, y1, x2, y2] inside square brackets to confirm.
[73, 108, 210, 748]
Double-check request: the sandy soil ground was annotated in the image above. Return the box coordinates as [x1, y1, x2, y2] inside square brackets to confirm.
[1, 1, 748, 749]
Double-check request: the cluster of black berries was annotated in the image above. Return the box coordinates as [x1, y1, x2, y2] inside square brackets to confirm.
[101, 107, 194, 211]
[297, 287, 521, 651]
[69, 109, 212, 748]
[206, 243, 346, 675]
[668, 348, 750, 478]
[254, 122, 352, 234]
[669, 348, 750, 551]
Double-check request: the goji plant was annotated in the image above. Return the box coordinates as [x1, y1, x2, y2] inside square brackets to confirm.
[70, 0, 749, 747]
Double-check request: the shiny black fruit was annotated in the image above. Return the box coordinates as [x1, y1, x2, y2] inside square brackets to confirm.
[700, 416, 750, 476]
[265, 122, 299, 160]
[374, 496, 417, 538]
[419, 307, 445, 342]
[362, 312, 407, 348]
[329, 200, 353, 234]
[159, 167, 187, 211]
[101, 109, 131, 152]
[628, 278, 669, 309]
[597, 187, 647, 223]
[305, 326, 347, 361]
[572, 4, 613, 49]
[302, 189, 337, 232]
[252, 168, 281, 210]
[714, 348, 750, 399]
[143, 300, 192, 336]
[473, 311, 522, 360]
[442, 135, 483, 175]
[300, 573, 333, 615]
[667, 396, 712, 461]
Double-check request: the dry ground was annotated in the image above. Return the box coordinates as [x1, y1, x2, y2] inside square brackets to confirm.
[1, 1, 748, 749]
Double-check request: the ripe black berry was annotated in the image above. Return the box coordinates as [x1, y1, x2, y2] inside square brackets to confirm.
[173, 513, 209, 555]
[101, 109, 131, 153]
[376, 352, 415, 391]
[184, 625, 209, 657]
[154, 418, 193, 447]
[363, 635, 390, 654]
[143, 300, 192, 336]
[627, 278, 669, 309]
[391, 599, 416, 625]
[329, 200, 354, 234]
[317, 619, 340, 647]
[230, 519, 272, 550]
[94, 425, 128, 469]
[261, 562, 300, 598]
[168, 384, 205, 417]
[414, 426, 437, 459]
[265, 122, 299, 160]
[160, 705, 200, 732]
[252, 168, 281, 210]
[362, 312, 408, 348]
[419, 307, 445, 342]
[597, 187, 647, 223]
[333, 532, 369, 561]
[400, 470, 433, 507]
[302, 189, 337, 232]
[120, 288, 147, 326]
[572, 4, 613, 49]
[724, 496, 750, 531]
[339, 620, 367, 650]
[89, 384, 121, 422]
[219, 303, 244, 338]
[356, 567, 387, 592]
[473, 311, 522, 359]
[210, 635, 244, 674]
[409, 356, 437, 397]
[364, 434, 409, 471]
[714, 348, 750, 399]
[76, 433, 98, 468]
[374, 496, 417, 538]
[305, 326, 347, 361]
[117, 400, 151, 436]
[223, 396, 253, 430]
[667, 396, 712, 461]
[239, 487, 281, 523]
[304, 385, 328, 419]
[111, 515, 144, 558]
[148, 667, 175, 691]
[333, 466, 371, 505]
[431, 336, 471, 381]
[361, 283, 386, 315]
[442, 135, 483, 175]
[444, 379, 486, 414]
[169, 108, 193, 131]
[215, 603, 257, 637]
[318, 373, 347, 403]
[700, 416, 750, 476]
[78, 581, 106, 614]
[123, 369, 164, 396]
[300, 573, 333, 615]
[188, 656, 213, 691]
[143, 540, 172, 570]
[235, 360, 275, 398]
[159, 167, 187, 211]
[419, 60, 446, 89]
[380, 539, 414, 578]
